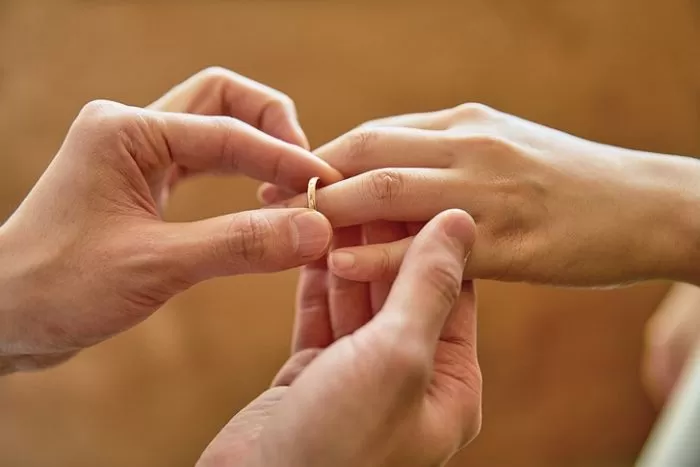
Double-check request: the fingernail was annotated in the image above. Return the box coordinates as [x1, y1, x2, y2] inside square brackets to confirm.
[329, 251, 356, 271]
[291, 211, 331, 259]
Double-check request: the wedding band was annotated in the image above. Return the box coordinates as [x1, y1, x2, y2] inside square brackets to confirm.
[307, 177, 320, 211]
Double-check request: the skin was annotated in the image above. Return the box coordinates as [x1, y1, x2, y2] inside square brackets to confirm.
[259, 103, 700, 409]
[0, 69, 485, 466]
[644, 283, 700, 405]
[261, 103, 700, 287]
[0, 67, 342, 374]
[4, 73, 695, 464]
[197, 209, 482, 467]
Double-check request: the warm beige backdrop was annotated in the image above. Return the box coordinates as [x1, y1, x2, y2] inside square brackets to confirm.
[0, 1, 698, 466]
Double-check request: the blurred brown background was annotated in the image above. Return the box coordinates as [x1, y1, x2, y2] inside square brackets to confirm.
[0, 0, 698, 466]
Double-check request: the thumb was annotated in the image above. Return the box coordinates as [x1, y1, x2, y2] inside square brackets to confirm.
[373, 209, 476, 352]
[165, 208, 332, 282]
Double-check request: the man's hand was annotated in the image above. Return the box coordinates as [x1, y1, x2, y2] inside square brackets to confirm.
[0, 68, 341, 374]
[197, 209, 481, 467]
[260, 104, 700, 287]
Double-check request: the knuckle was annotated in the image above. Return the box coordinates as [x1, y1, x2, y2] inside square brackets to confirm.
[275, 92, 296, 111]
[198, 67, 245, 101]
[198, 66, 234, 84]
[225, 212, 274, 266]
[451, 102, 495, 121]
[364, 169, 404, 205]
[451, 133, 513, 155]
[344, 128, 379, 160]
[78, 99, 131, 131]
[198, 66, 297, 114]
[74, 101, 145, 159]
[198, 67, 293, 102]
[79, 99, 121, 118]
[265, 94, 297, 119]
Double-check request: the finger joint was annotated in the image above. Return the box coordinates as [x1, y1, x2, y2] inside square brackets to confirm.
[225, 213, 273, 269]
[364, 169, 404, 206]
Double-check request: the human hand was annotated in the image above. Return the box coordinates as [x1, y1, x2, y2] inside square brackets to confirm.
[643, 283, 700, 405]
[197, 210, 481, 467]
[260, 104, 700, 287]
[0, 68, 341, 374]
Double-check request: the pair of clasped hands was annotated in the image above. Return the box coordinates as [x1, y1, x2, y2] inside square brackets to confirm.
[2, 68, 700, 467]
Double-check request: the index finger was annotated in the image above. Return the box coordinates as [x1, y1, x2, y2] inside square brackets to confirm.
[133, 105, 342, 191]
[149, 67, 310, 149]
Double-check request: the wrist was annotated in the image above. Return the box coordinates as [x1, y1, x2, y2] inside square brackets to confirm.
[0, 224, 38, 373]
[0, 225, 18, 374]
[631, 151, 700, 284]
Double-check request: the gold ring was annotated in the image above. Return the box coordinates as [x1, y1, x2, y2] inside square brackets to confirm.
[307, 177, 320, 211]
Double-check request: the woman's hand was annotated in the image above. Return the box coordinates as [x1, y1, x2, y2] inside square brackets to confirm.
[0, 68, 341, 374]
[260, 104, 700, 286]
[197, 210, 481, 467]
[644, 283, 700, 405]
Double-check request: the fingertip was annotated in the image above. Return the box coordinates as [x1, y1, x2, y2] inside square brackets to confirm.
[278, 101, 310, 150]
[291, 210, 333, 260]
[320, 165, 345, 185]
[438, 209, 477, 257]
[441, 209, 476, 241]
[328, 251, 357, 273]
[290, 120, 311, 151]
[259, 99, 308, 149]
[328, 241, 407, 283]
[257, 183, 280, 205]
[275, 118, 310, 152]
